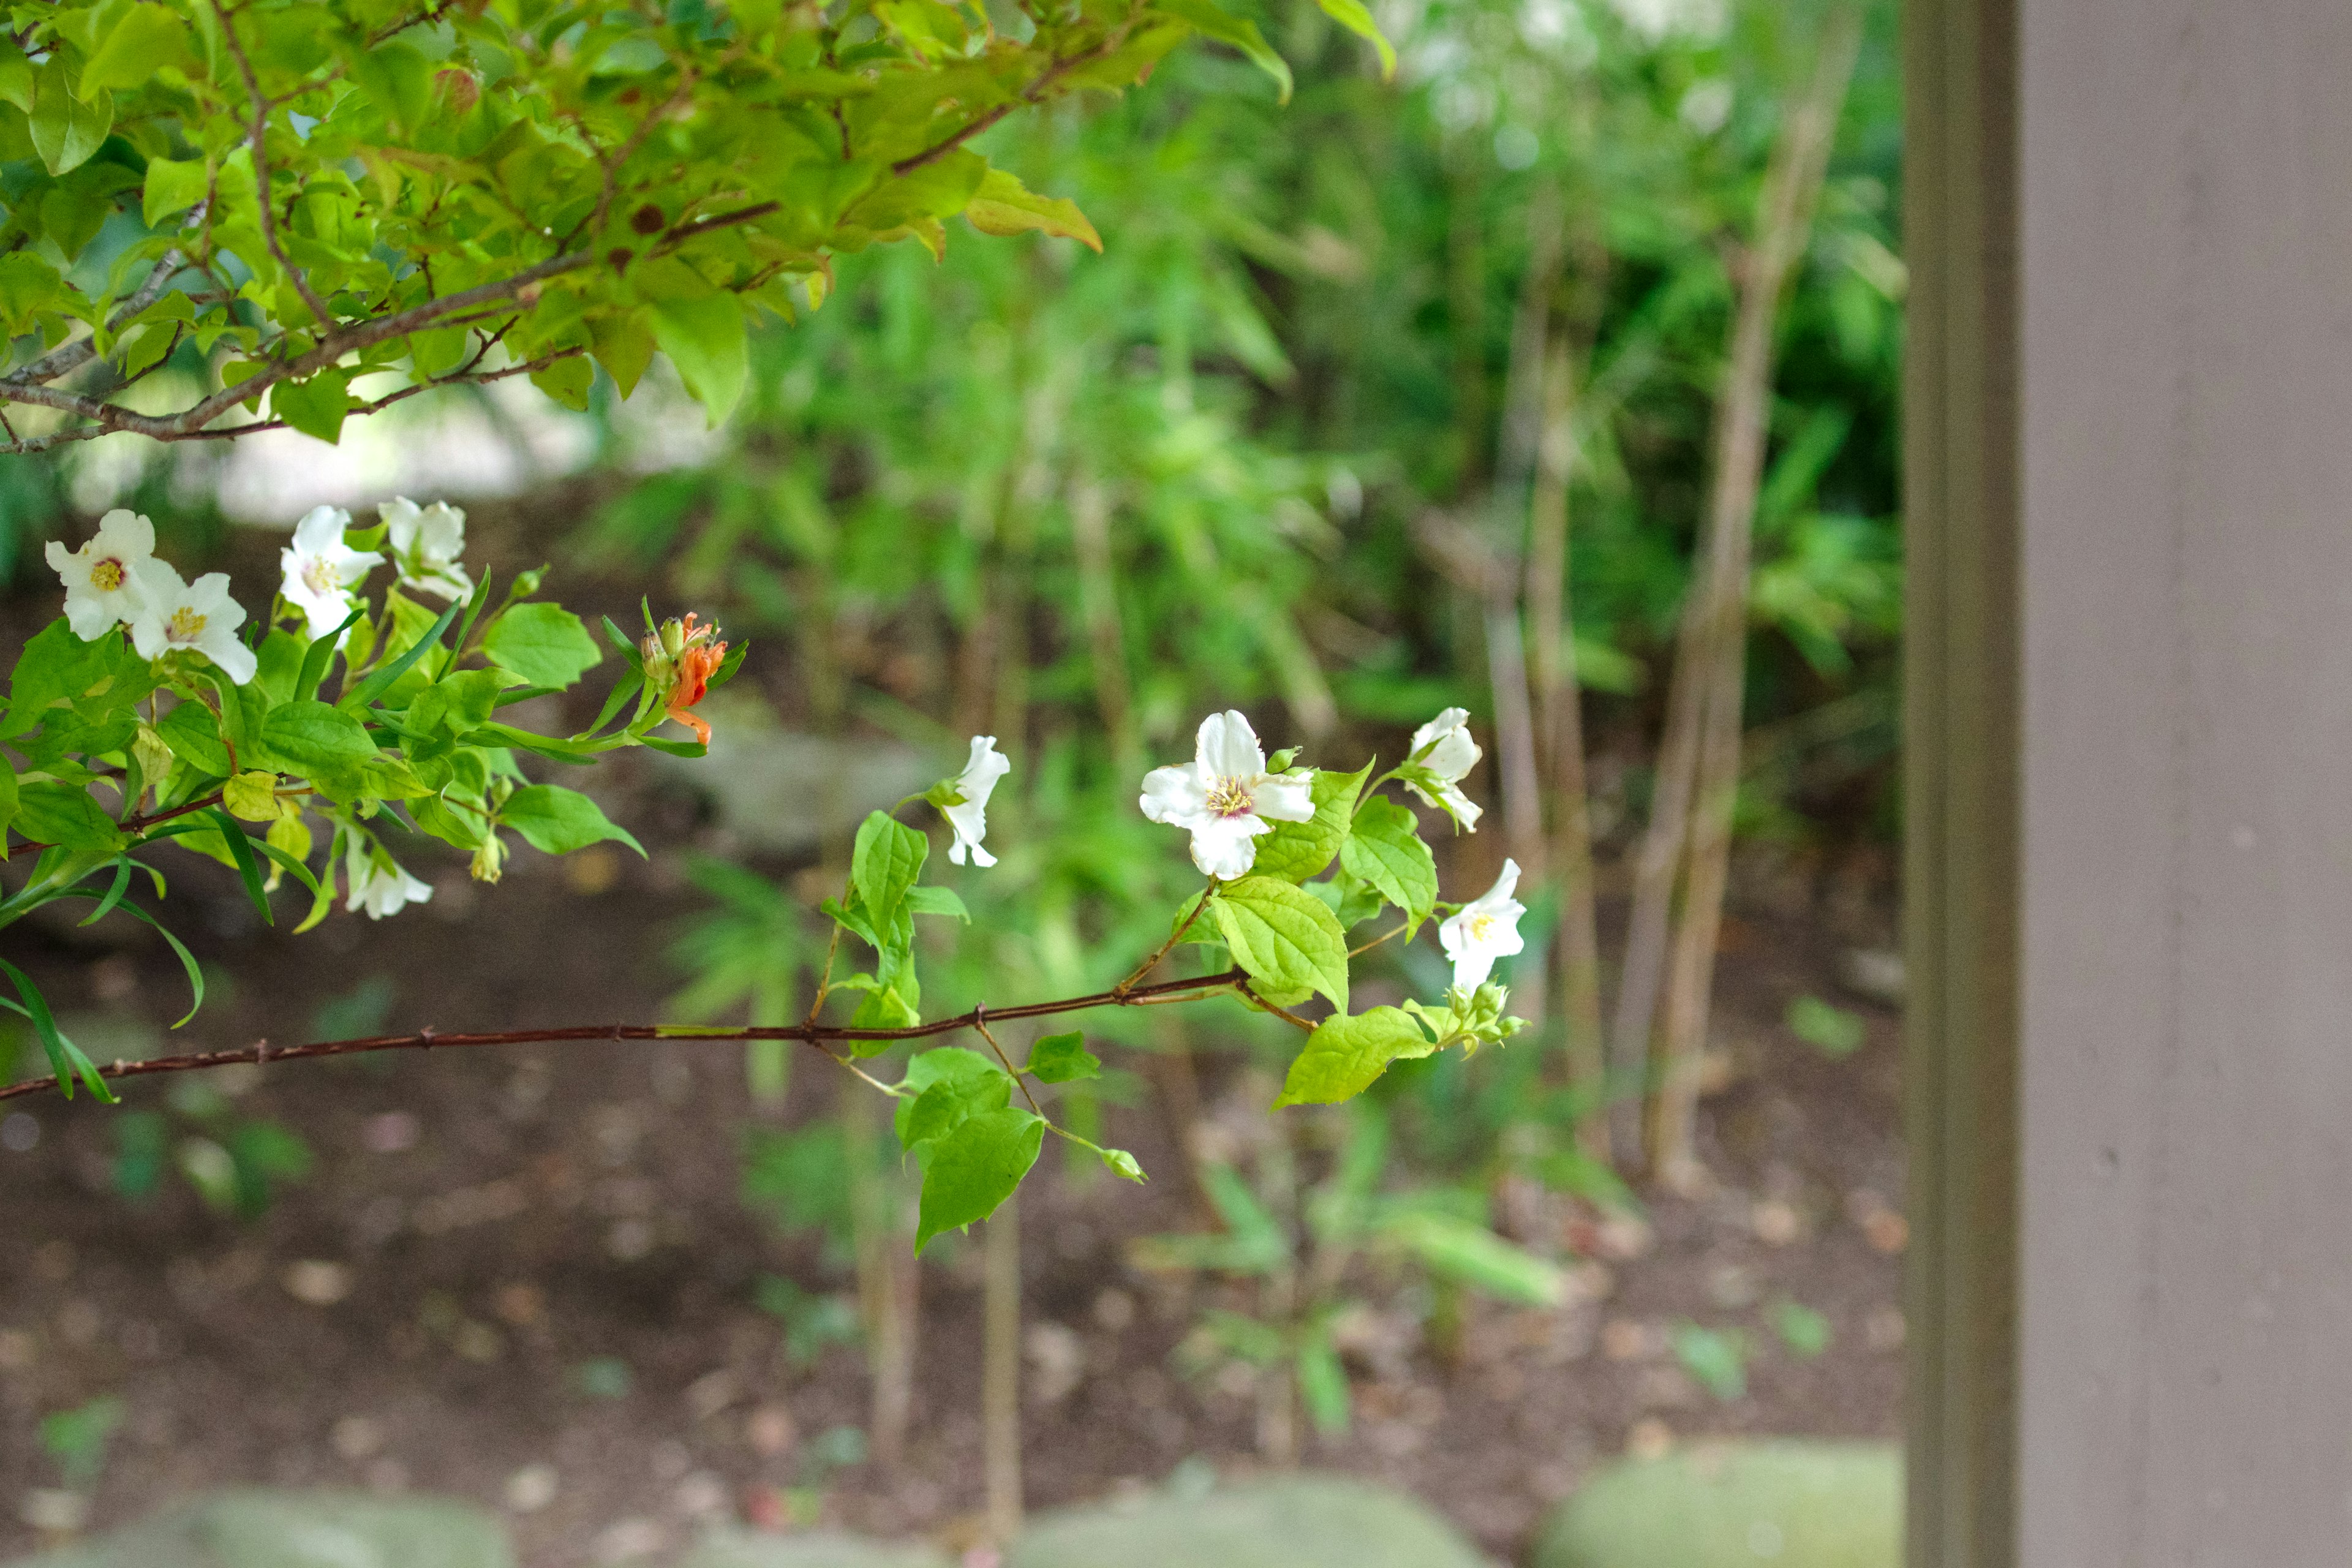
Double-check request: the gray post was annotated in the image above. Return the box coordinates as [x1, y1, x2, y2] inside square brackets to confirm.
[1907, 0, 2352, 1562]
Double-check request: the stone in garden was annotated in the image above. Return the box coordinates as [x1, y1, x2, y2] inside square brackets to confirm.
[1534, 1441, 1900, 1568]
[1005, 1472, 1493, 1568]
[647, 700, 938, 855]
[3, 1490, 513, 1568]
[679, 1531, 951, 1568]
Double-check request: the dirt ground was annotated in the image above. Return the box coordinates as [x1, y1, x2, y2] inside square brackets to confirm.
[0, 510, 1904, 1566]
[0, 848, 1902, 1566]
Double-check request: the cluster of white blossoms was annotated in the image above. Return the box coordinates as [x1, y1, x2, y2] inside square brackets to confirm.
[48, 510, 258, 684]
[280, 496, 472, 640]
[1134, 705, 1526, 995]
[48, 497, 475, 679]
[47, 500, 477, 925]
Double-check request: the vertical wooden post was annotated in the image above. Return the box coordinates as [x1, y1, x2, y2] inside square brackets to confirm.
[1910, 0, 2352, 1560]
[1905, 0, 2018, 1562]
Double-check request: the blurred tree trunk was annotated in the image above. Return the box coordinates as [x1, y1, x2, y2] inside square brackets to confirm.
[1635, 5, 1868, 1183]
[982, 1197, 1023, 1541]
[1488, 187, 1564, 1028]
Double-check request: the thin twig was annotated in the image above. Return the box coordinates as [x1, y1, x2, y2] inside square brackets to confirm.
[214, 1, 335, 331]
[1115, 879, 1218, 998]
[973, 1009, 1044, 1115]
[0, 967, 1254, 1106]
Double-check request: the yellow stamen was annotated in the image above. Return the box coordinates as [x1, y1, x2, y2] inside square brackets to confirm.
[90, 558, 124, 592]
[168, 606, 206, 643]
[1204, 777, 1256, 818]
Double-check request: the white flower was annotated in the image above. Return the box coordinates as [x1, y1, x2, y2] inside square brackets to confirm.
[47, 508, 157, 639]
[1439, 859, 1526, 991]
[345, 836, 433, 920]
[381, 496, 473, 602]
[126, 559, 257, 685]
[940, 736, 1012, 867]
[279, 505, 383, 641]
[1403, 706, 1484, 831]
[1139, 710, 1316, 880]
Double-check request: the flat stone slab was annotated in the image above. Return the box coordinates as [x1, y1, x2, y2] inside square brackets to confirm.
[7, 1490, 513, 1568]
[1006, 1473, 1493, 1568]
[1534, 1441, 1900, 1568]
[679, 1530, 952, 1568]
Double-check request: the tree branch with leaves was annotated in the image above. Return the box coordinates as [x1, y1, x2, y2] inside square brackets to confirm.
[0, 0, 1389, 452]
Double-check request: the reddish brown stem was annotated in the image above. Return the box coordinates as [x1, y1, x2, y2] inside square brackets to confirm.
[0, 967, 1253, 1105]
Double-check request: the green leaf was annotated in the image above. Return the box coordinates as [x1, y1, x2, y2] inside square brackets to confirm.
[904, 884, 969, 921]
[962, 168, 1102, 252]
[1251, 762, 1368, 882]
[1273, 1006, 1434, 1107]
[852, 810, 927, 929]
[207, 808, 273, 925]
[15, 782, 125, 851]
[342, 38, 431, 132]
[530, 354, 595, 412]
[892, 1047, 1000, 1144]
[915, 1106, 1044, 1251]
[500, 784, 645, 856]
[649, 293, 749, 426]
[1770, 1299, 1833, 1357]
[142, 157, 209, 227]
[1379, 1211, 1568, 1308]
[0, 754, 18, 842]
[1298, 1325, 1351, 1434]
[257, 700, 378, 775]
[273, 371, 352, 445]
[342, 598, 461, 710]
[1338, 796, 1439, 933]
[1023, 1031, 1100, 1084]
[1311, 0, 1396, 78]
[1669, 1321, 1750, 1401]
[900, 1065, 1011, 1153]
[408, 668, 510, 737]
[1785, 994, 1867, 1058]
[156, 698, 230, 776]
[484, 603, 601, 690]
[222, 770, 281, 823]
[1158, 0, 1292, 101]
[1210, 875, 1351, 1013]
[30, 62, 111, 176]
[0, 957, 111, 1101]
[80, 4, 191, 100]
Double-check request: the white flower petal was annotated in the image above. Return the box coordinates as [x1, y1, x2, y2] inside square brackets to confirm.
[1140, 763, 1212, 827]
[1187, 814, 1266, 880]
[292, 504, 350, 555]
[942, 737, 1011, 867]
[1410, 706, 1469, 758]
[1252, 771, 1317, 823]
[50, 513, 157, 641]
[1420, 725, 1481, 784]
[380, 496, 422, 548]
[1439, 859, 1525, 990]
[1196, 709, 1267, 783]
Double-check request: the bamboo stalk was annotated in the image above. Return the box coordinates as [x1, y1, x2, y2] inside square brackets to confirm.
[1068, 475, 1140, 776]
[1526, 329, 1609, 1153]
[982, 1196, 1024, 1540]
[1646, 5, 1868, 1183]
[1476, 185, 1565, 1027]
